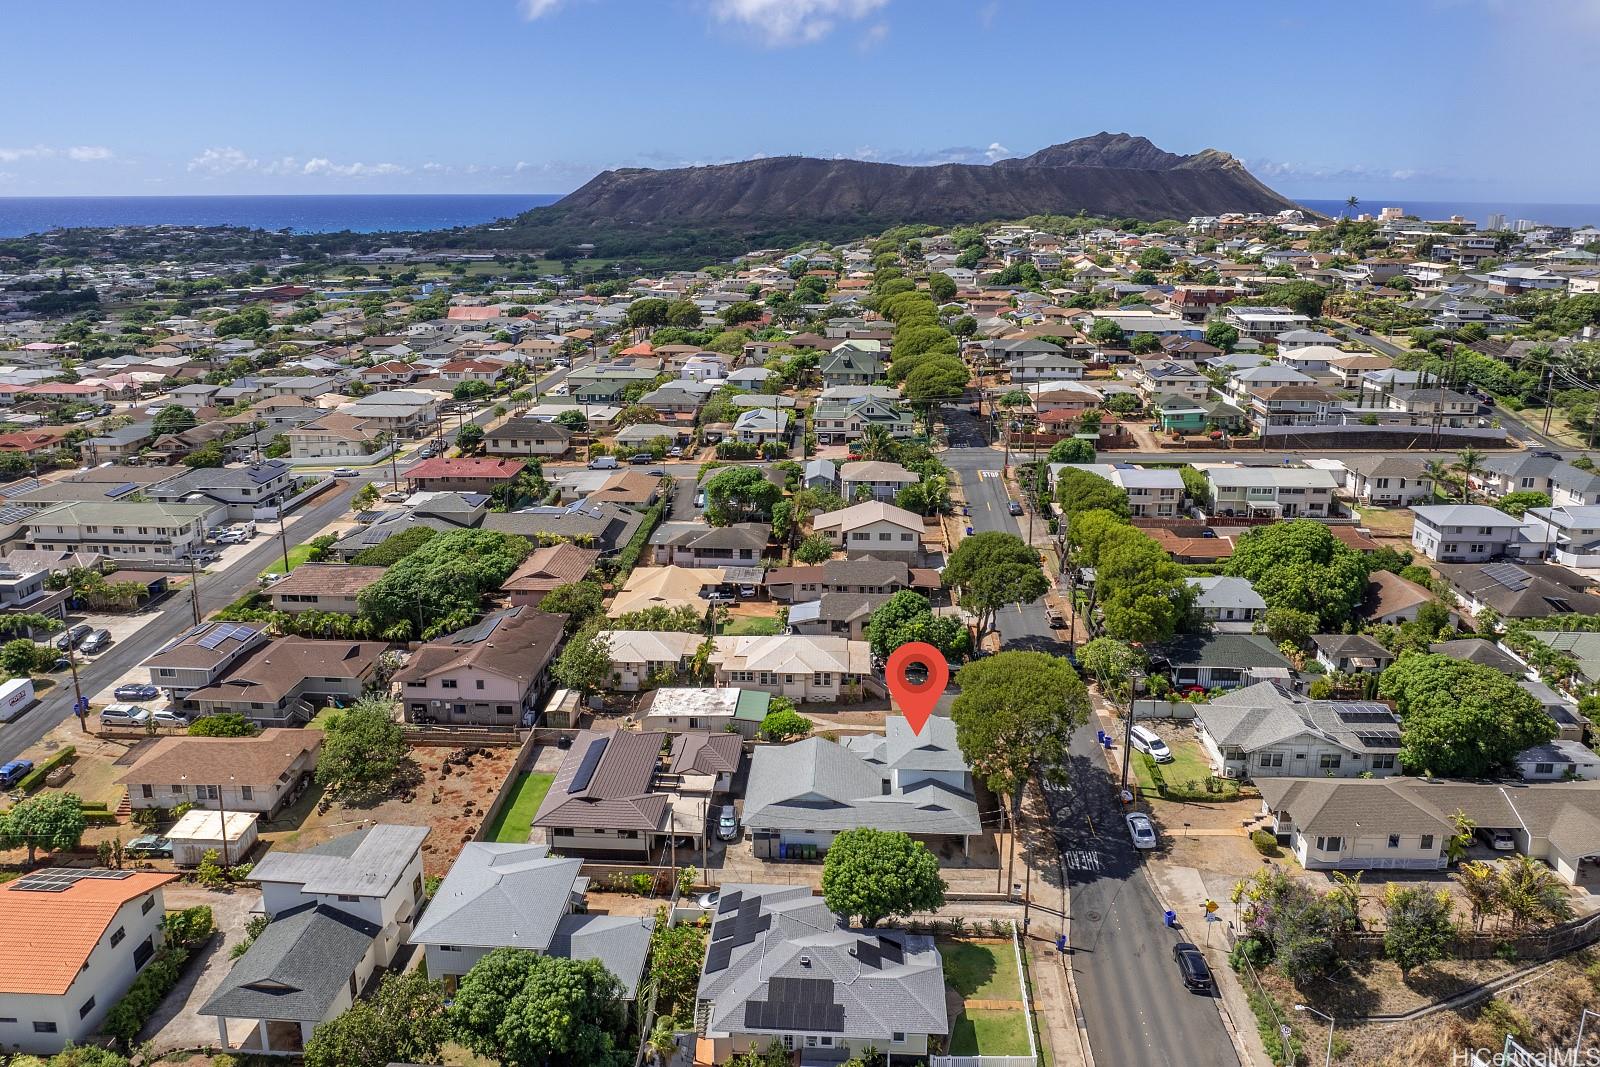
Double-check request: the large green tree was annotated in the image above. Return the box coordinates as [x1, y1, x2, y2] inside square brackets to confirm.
[358, 529, 532, 639]
[1378, 654, 1556, 777]
[1223, 519, 1370, 630]
[304, 970, 449, 1067]
[315, 699, 416, 804]
[553, 625, 613, 697]
[820, 828, 947, 928]
[451, 950, 630, 1067]
[941, 531, 1049, 646]
[0, 791, 86, 864]
[1054, 468, 1131, 522]
[703, 467, 783, 526]
[865, 590, 970, 663]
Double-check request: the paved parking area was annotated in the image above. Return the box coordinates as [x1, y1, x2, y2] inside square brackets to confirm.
[142, 884, 262, 1053]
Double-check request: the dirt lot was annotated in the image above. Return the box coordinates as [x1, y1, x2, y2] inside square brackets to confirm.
[259, 742, 518, 877]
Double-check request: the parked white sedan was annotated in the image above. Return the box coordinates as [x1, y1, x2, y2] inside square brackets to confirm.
[1125, 812, 1159, 850]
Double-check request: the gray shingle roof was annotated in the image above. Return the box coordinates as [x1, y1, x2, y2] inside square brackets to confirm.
[200, 903, 379, 1023]
[549, 913, 655, 999]
[410, 843, 581, 953]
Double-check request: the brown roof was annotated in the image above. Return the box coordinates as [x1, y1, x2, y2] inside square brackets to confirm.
[533, 729, 669, 831]
[1361, 570, 1433, 618]
[392, 607, 566, 690]
[501, 543, 601, 596]
[186, 638, 387, 704]
[1251, 385, 1342, 401]
[589, 470, 662, 504]
[144, 621, 267, 670]
[1329, 525, 1381, 552]
[669, 731, 744, 776]
[267, 563, 386, 599]
[1149, 528, 1235, 561]
[0, 871, 176, 994]
[119, 729, 321, 789]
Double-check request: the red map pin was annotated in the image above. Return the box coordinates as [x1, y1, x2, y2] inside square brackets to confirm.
[886, 641, 949, 737]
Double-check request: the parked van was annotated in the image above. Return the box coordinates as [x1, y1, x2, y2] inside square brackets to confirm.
[1129, 724, 1173, 763]
[588, 456, 620, 470]
[0, 678, 35, 723]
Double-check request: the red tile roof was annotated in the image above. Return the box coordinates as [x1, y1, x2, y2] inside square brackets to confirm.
[0, 871, 176, 994]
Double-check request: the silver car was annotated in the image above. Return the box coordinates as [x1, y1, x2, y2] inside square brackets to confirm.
[99, 704, 150, 728]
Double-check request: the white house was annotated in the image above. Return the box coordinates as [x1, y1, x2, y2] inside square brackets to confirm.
[1206, 466, 1339, 519]
[1410, 504, 1527, 563]
[811, 500, 924, 561]
[1187, 576, 1265, 632]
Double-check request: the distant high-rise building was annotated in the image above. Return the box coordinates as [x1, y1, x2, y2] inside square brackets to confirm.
[1486, 212, 1507, 231]
[1379, 206, 1404, 220]
[1515, 218, 1537, 233]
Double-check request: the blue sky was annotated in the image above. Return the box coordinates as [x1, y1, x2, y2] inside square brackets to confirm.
[4, 0, 1599, 202]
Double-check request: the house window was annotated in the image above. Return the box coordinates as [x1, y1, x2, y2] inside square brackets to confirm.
[496, 705, 513, 715]
[337, 894, 360, 902]
[1258, 753, 1284, 768]
[34, 1022, 57, 1034]
[441, 679, 458, 689]
[79, 996, 96, 1019]
[1387, 834, 1401, 849]
[1371, 755, 1396, 771]
[1318, 754, 1341, 770]
[554, 828, 575, 837]
[893, 1032, 905, 1043]
[1421, 835, 1435, 851]
[110, 926, 125, 947]
[476, 679, 485, 690]
[141, 896, 155, 915]
[140, 784, 153, 799]
[1535, 762, 1554, 775]
[620, 830, 640, 840]
[440, 945, 461, 952]
[1315, 836, 1342, 852]
[240, 786, 253, 801]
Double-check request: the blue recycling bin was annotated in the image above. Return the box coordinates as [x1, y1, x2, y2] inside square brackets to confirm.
[1056, 935, 1067, 952]
[1164, 910, 1177, 928]
[1101, 735, 1113, 750]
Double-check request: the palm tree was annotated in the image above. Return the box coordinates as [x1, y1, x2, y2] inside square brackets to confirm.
[1445, 811, 1477, 865]
[1453, 447, 1487, 503]
[1345, 195, 1360, 218]
[1456, 860, 1501, 932]
[857, 424, 895, 462]
[1496, 854, 1572, 933]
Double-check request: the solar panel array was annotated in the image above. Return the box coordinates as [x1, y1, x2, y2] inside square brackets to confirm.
[706, 892, 772, 973]
[13, 868, 135, 893]
[0, 504, 33, 526]
[104, 481, 140, 499]
[744, 976, 844, 1033]
[0, 477, 43, 495]
[854, 937, 903, 970]
[1353, 731, 1403, 750]
[1333, 707, 1398, 725]
[567, 736, 609, 795]
[197, 623, 255, 650]
[1482, 561, 1531, 591]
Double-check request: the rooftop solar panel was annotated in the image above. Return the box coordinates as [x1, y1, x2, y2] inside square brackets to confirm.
[104, 481, 140, 499]
[567, 736, 609, 794]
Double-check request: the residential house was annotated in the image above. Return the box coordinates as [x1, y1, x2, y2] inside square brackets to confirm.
[731, 407, 789, 444]
[23, 500, 218, 562]
[1475, 453, 1560, 498]
[141, 621, 271, 699]
[819, 341, 885, 388]
[147, 461, 295, 521]
[1008, 350, 1086, 383]
[265, 564, 385, 615]
[1194, 682, 1403, 781]
[0, 870, 176, 1055]
[1051, 463, 1185, 519]
[637, 687, 770, 740]
[709, 634, 874, 703]
[838, 461, 918, 503]
[811, 389, 914, 444]
[763, 559, 938, 603]
[1156, 633, 1295, 691]
[409, 843, 653, 997]
[340, 389, 441, 439]
[394, 607, 566, 725]
[1434, 560, 1600, 620]
[598, 630, 703, 691]
[744, 716, 981, 858]
[1187, 576, 1265, 632]
[1309, 633, 1394, 676]
[181, 637, 387, 727]
[785, 592, 887, 640]
[650, 522, 769, 568]
[1515, 740, 1600, 782]
[406, 457, 526, 495]
[202, 825, 429, 1055]
[500, 542, 600, 608]
[120, 730, 320, 816]
[1341, 456, 1435, 507]
[1224, 306, 1312, 339]
[1550, 462, 1600, 508]
[284, 413, 382, 460]
[1410, 504, 1527, 562]
[811, 501, 924, 561]
[608, 566, 726, 620]
[531, 730, 694, 859]
[1132, 359, 1211, 403]
[482, 417, 572, 458]
[693, 884, 948, 1064]
[1361, 571, 1439, 626]
[1206, 466, 1339, 519]
[1385, 387, 1479, 424]
[483, 502, 646, 555]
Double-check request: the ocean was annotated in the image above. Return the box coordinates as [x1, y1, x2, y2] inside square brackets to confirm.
[0, 192, 1594, 240]
[0, 193, 563, 238]
[1298, 199, 1600, 229]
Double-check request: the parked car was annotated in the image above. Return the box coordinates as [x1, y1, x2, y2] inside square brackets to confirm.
[125, 835, 172, 859]
[694, 491, 706, 509]
[717, 808, 739, 841]
[668, 446, 683, 458]
[79, 628, 112, 654]
[1130, 724, 1173, 763]
[0, 759, 33, 789]
[382, 491, 408, 502]
[1047, 609, 1065, 629]
[702, 590, 736, 603]
[55, 624, 92, 651]
[148, 709, 190, 729]
[737, 585, 758, 599]
[1479, 828, 1516, 851]
[417, 443, 439, 459]
[1007, 500, 1024, 516]
[71, 410, 96, 423]
[96, 404, 114, 417]
[1126, 812, 1159, 850]
[332, 467, 360, 478]
[1172, 942, 1214, 992]
[628, 453, 655, 465]
[646, 468, 666, 477]
[588, 456, 620, 470]
[99, 704, 150, 728]
[113, 683, 161, 702]
[259, 572, 285, 586]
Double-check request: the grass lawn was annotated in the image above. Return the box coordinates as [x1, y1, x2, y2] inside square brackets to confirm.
[1130, 738, 1239, 801]
[259, 542, 315, 577]
[720, 615, 783, 636]
[949, 1010, 1032, 1056]
[939, 939, 1022, 1001]
[483, 771, 555, 844]
[1356, 505, 1421, 537]
[304, 706, 341, 731]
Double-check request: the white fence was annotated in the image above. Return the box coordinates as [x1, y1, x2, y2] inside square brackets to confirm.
[930, 922, 1039, 1067]
[1129, 699, 1199, 720]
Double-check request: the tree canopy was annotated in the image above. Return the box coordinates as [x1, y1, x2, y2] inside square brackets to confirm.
[1054, 468, 1130, 522]
[865, 590, 970, 663]
[315, 698, 416, 804]
[358, 528, 532, 639]
[703, 467, 783, 526]
[1378, 653, 1557, 777]
[952, 651, 1088, 813]
[451, 950, 630, 1067]
[1224, 520, 1370, 631]
[820, 828, 947, 928]
[0, 791, 85, 864]
[941, 531, 1049, 645]
[304, 970, 448, 1067]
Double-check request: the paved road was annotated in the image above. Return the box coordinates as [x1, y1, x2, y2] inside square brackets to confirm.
[0, 477, 364, 763]
[942, 409, 1238, 1067]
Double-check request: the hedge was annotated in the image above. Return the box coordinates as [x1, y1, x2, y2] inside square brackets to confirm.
[104, 906, 214, 1049]
[17, 745, 75, 792]
[605, 498, 666, 584]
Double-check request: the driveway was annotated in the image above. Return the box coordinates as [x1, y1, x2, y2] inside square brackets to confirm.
[142, 884, 261, 1053]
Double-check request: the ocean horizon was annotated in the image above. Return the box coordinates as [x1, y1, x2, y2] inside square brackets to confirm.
[0, 192, 1595, 239]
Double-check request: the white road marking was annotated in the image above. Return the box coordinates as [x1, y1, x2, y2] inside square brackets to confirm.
[978, 469, 1000, 479]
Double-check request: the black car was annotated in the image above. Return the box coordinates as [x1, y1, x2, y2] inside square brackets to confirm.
[629, 453, 655, 465]
[1172, 942, 1214, 992]
[114, 683, 162, 702]
[55, 623, 92, 651]
[1007, 501, 1024, 516]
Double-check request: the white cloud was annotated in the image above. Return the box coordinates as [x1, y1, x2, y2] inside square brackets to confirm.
[302, 157, 410, 178]
[187, 146, 257, 175]
[518, 0, 565, 17]
[1248, 158, 1459, 185]
[0, 144, 113, 163]
[984, 142, 1011, 162]
[707, 0, 891, 46]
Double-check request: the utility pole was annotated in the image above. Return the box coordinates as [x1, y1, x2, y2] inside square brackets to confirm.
[277, 508, 291, 574]
[188, 554, 201, 627]
[65, 643, 86, 731]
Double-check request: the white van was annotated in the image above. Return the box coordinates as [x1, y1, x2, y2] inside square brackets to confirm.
[1130, 724, 1173, 763]
[0, 678, 35, 723]
[588, 456, 620, 470]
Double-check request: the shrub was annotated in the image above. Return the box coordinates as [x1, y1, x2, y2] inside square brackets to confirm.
[17, 745, 75, 792]
[1250, 830, 1281, 857]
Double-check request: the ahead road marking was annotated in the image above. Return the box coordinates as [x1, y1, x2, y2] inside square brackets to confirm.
[1065, 850, 1102, 871]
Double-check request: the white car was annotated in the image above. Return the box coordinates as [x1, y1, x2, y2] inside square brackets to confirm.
[717, 808, 739, 841]
[100, 704, 150, 728]
[332, 467, 360, 478]
[148, 709, 191, 729]
[1125, 812, 1159, 850]
[1130, 724, 1173, 763]
[382, 491, 408, 503]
